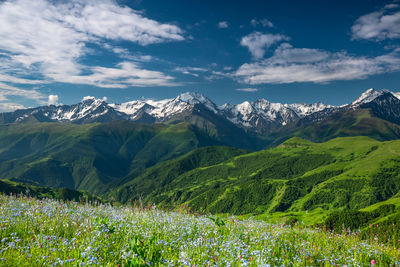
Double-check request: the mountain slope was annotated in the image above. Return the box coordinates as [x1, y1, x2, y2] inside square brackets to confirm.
[110, 136, 400, 220]
[110, 146, 247, 202]
[266, 108, 400, 146]
[0, 121, 255, 194]
[2, 88, 399, 135]
[0, 179, 99, 202]
[0, 97, 129, 124]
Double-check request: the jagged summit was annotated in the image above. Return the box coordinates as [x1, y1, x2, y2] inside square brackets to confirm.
[352, 88, 387, 106]
[112, 92, 218, 120]
[287, 102, 331, 117]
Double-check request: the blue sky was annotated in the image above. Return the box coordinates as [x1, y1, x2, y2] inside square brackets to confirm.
[0, 0, 399, 111]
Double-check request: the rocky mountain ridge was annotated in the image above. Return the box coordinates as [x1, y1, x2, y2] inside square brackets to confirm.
[1, 89, 399, 133]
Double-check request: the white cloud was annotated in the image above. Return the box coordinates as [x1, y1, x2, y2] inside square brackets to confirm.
[236, 88, 259, 92]
[0, 82, 45, 102]
[0, 74, 46, 85]
[218, 21, 229, 29]
[62, 1, 184, 45]
[82, 96, 96, 102]
[234, 44, 400, 84]
[48, 95, 59, 106]
[0, 82, 46, 111]
[251, 18, 274, 28]
[352, 3, 400, 41]
[175, 66, 208, 77]
[80, 95, 106, 102]
[103, 44, 154, 62]
[269, 43, 330, 64]
[0, 0, 184, 89]
[240, 32, 289, 59]
[0, 102, 25, 112]
[56, 62, 178, 88]
[204, 70, 233, 81]
[175, 67, 208, 72]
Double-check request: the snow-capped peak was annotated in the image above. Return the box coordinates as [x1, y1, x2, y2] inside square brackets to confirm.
[220, 98, 299, 129]
[175, 92, 205, 103]
[236, 101, 254, 114]
[112, 92, 219, 120]
[5, 88, 400, 133]
[287, 102, 330, 117]
[351, 88, 387, 106]
[173, 92, 219, 113]
[111, 100, 147, 115]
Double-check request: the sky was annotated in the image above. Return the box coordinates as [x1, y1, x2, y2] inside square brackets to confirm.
[0, 0, 400, 111]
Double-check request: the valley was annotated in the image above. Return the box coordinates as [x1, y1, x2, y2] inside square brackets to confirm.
[0, 89, 400, 265]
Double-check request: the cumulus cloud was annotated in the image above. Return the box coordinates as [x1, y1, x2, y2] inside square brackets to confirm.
[240, 32, 289, 59]
[62, 1, 184, 45]
[251, 18, 274, 28]
[268, 43, 330, 63]
[236, 88, 259, 92]
[352, 3, 400, 41]
[218, 21, 229, 29]
[234, 44, 400, 84]
[56, 62, 178, 88]
[0, 0, 183, 89]
[48, 95, 59, 106]
[0, 102, 25, 112]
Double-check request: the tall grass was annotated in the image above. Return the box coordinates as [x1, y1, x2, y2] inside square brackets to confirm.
[0, 194, 399, 266]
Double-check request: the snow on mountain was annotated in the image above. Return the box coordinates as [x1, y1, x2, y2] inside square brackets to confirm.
[220, 101, 256, 127]
[287, 102, 331, 117]
[3, 89, 400, 132]
[351, 88, 387, 106]
[50, 96, 114, 121]
[174, 92, 219, 114]
[10, 96, 126, 123]
[109, 100, 146, 115]
[219, 98, 327, 128]
[113, 92, 219, 120]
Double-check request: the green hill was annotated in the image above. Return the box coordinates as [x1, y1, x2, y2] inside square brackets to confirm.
[2, 120, 400, 233]
[111, 136, 400, 224]
[267, 108, 400, 146]
[0, 179, 99, 202]
[0, 121, 259, 194]
[109, 146, 248, 202]
[323, 197, 400, 244]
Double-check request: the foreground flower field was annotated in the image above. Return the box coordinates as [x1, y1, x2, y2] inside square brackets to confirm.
[0, 195, 399, 266]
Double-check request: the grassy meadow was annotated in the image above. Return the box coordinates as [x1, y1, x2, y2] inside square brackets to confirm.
[0, 194, 399, 266]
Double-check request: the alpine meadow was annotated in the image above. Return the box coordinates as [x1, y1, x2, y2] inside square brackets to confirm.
[1, 0, 400, 266]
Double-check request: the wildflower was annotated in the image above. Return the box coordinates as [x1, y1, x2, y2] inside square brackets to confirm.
[371, 259, 376, 265]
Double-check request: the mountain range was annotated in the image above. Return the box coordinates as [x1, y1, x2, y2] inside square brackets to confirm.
[0, 88, 400, 227]
[2, 88, 400, 134]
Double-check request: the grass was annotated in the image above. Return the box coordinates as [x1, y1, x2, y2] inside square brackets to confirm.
[110, 136, 400, 223]
[0, 194, 399, 266]
[0, 121, 258, 196]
